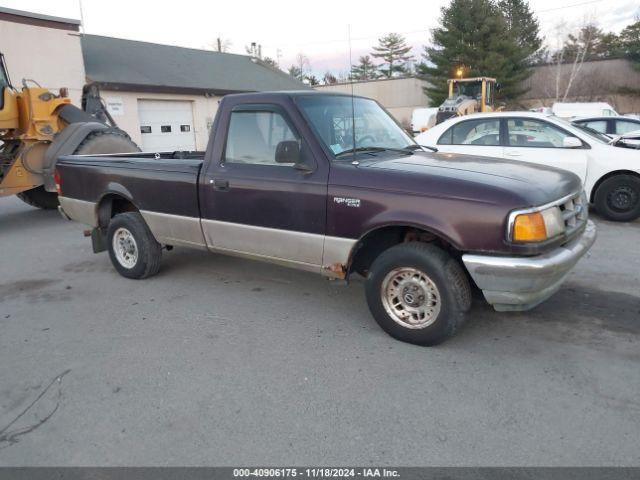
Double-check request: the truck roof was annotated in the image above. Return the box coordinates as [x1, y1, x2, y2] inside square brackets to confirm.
[224, 90, 371, 101]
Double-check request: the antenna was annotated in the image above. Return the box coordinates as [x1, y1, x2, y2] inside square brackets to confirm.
[78, 0, 85, 33]
[348, 25, 357, 165]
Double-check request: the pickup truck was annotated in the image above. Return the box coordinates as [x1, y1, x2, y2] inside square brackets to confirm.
[55, 92, 597, 346]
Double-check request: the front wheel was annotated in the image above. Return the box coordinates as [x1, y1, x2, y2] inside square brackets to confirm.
[107, 212, 162, 279]
[594, 175, 640, 222]
[365, 242, 471, 346]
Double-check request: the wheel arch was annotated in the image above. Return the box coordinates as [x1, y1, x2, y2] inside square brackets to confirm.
[96, 190, 140, 229]
[590, 170, 640, 203]
[346, 222, 462, 279]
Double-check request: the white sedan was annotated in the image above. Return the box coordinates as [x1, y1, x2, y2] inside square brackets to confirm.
[416, 112, 640, 221]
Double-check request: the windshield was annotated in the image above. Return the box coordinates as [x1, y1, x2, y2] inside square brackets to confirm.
[0, 54, 10, 90]
[454, 81, 482, 99]
[296, 95, 415, 158]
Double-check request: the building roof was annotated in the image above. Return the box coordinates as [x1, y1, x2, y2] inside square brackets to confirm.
[81, 35, 309, 95]
[0, 6, 80, 31]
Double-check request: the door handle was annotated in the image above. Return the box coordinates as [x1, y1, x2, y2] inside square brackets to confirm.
[505, 150, 523, 157]
[211, 179, 229, 191]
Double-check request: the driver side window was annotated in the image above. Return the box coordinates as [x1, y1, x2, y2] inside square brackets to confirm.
[225, 110, 299, 166]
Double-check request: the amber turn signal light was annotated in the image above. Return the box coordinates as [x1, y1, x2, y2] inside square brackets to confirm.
[512, 212, 547, 242]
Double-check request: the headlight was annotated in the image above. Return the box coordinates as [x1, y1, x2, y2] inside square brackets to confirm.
[510, 206, 565, 243]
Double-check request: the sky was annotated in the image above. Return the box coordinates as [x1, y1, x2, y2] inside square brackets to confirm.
[2, 0, 639, 76]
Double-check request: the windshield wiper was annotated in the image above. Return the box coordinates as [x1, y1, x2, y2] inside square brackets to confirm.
[404, 144, 438, 153]
[335, 146, 417, 158]
[335, 147, 387, 157]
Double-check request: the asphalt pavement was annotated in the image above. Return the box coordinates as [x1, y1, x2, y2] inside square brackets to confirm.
[0, 196, 639, 466]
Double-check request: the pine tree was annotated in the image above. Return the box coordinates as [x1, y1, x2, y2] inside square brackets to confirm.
[305, 75, 320, 86]
[497, 0, 542, 98]
[619, 19, 640, 67]
[351, 56, 378, 80]
[261, 57, 279, 69]
[499, 0, 541, 54]
[418, 0, 540, 105]
[288, 65, 303, 80]
[561, 24, 621, 61]
[323, 72, 338, 84]
[371, 33, 414, 78]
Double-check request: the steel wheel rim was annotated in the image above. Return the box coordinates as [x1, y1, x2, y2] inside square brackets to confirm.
[113, 227, 138, 269]
[380, 267, 441, 329]
[608, 185, 638, 212]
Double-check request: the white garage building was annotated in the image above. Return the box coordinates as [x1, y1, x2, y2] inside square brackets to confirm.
[0, 7, 85, 105]
[0, 7, 308, 152]
[81, 35, 309, 151]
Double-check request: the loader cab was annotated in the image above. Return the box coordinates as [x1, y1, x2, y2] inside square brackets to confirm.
[0, 53, 19, 131]
[447, 77, 497, 113]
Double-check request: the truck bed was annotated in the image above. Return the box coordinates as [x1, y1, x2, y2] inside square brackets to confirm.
[56, 151, 205, 218]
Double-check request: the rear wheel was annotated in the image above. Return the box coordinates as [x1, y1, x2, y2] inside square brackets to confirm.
[594, 174, 640, 222]
[107, 212, 162, 279]
[365, 242, 471, 346]
[16, 186, 59, 210]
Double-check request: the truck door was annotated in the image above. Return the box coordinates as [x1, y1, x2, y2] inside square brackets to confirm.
[199, 102, 329, 271]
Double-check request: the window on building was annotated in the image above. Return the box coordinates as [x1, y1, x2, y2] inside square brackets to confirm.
[180, 125, 191, 132]
[140, 126, 152, 134]
[161, 125, 172, 133]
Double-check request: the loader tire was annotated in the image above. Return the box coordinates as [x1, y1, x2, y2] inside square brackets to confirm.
[16, 186, 59, 210]
[74, 130, 140, 156]
[15, 131, 138, 210]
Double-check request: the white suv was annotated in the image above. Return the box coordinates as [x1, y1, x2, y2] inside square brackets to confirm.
[416, 112, 640, 222]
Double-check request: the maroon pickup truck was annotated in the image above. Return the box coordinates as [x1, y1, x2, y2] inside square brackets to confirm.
[56, 92, 596, 345]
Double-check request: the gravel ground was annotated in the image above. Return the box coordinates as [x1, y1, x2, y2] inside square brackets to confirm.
[0, 196, 638, 466]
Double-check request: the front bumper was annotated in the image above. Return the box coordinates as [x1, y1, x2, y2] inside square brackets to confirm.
[462, 220, 597, 312]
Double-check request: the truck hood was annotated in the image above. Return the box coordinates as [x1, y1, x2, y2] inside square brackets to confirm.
[352, 151, 582, 207]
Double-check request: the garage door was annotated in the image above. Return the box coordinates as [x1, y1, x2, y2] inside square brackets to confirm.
[137, 100, 197, 152]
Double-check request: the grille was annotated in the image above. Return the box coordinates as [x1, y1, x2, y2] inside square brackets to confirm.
[559, 192, 588, 233]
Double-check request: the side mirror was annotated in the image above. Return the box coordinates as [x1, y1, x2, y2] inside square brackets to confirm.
[562, 137, 582, 148]
[275, 140, 301, 164]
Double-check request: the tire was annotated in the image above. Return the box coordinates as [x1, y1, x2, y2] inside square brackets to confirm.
[107, 212, 162, 279]
[15, 131, 138, 210]
[16, 186, 59, 210]
[594, 174, 640, 222]
[365, 242, 471, 346]
[73, 130, 140, 156]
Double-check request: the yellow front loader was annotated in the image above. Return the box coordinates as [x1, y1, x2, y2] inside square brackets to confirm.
[435, 77, 500, 125]
[0, 53, 138, 209]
